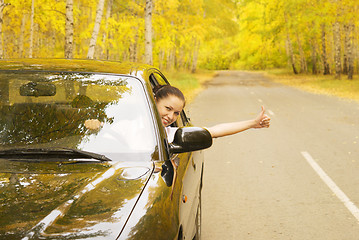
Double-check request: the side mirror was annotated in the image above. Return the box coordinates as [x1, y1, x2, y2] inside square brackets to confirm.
[169, 127, 212, 154]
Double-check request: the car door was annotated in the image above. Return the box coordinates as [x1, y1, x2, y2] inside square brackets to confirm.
[175, 111, 204, 240]
[148, 71, 204, 239]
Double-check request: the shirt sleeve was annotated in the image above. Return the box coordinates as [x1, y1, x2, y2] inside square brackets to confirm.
[165, 126, 178, 143]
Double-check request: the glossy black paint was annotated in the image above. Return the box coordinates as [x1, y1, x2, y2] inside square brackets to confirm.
[20, 81, 57, 97]
[0, 59, 209, 240]
[170, 127, 213, 154]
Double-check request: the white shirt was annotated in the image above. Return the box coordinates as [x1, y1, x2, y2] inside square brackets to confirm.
[165, 126, 178, 143]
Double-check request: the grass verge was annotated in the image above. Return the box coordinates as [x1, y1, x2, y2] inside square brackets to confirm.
[164, 69, 215, 103]
[264, 69, 359, 102]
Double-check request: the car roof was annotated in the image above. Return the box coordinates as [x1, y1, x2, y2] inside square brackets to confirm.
[0, 59, 156, 82]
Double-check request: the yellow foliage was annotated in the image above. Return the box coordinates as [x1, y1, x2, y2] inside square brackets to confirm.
[3, 0, 358, 73]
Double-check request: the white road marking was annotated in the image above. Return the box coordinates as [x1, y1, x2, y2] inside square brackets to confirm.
[301, 151, 359, 221]
[267, 109, 275, 116]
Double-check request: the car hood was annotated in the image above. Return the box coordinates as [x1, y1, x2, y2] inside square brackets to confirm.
[0, 158, 154, 239]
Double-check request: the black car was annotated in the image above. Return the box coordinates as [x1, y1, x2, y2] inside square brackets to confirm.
[0, 59, 212, 240]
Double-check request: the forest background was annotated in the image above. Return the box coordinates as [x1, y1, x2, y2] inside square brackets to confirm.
[1, 0, 359, 100]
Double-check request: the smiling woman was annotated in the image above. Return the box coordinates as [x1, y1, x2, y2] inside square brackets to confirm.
[156, 94, 184, 126]
[152, 84, 271, 142]
[153, 85, 185, 126]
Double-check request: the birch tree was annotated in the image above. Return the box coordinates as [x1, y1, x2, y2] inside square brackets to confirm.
[321, 24, 330, 75]
[0, 1, 9, 98]
[296, 32, 307, 73]
[144, 0, 153, 65]
[101, 0, 113, 60]
[333, 0, 342, 79]
[310, 35, 318, 74]
[0, 1, 10, 59]
[286, 33, 297, 74]
[29, 0, 34, 58]
[19, 15, 25, 58]
[284, 12, 298, 74]
[191, 37, 200, 73]
[345, 24, 354, 79]
[333, 21, 341, 79]
[87, 0, 105, 59]
[65, 0, 74, 59]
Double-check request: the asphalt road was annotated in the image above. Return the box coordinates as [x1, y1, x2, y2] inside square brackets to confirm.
[187, 71, 359, 240]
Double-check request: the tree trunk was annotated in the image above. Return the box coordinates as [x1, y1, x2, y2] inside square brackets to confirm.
[29, 0, 35, 58]
[284, 12, 297, 74]
[311, 38, 318, 74]
[19, 15, 26, 57]
[87, 0, 105, 59]
[0, 2, 5, 58]
[346, 24, 354, 80]
[129, 30, 138, 62]
[65, 0, 74, 59]
[177, 49, 185, 69]
[158, 49, 165, 69]
[342, 24, 349, 75]
[333, 21, 342, 79]
[321, 24, 330, 75]
[102, 0, 113, 59]
[166, 49, 175, 71]
[284, 35, 291, 68]
[0, 4, 10, 98]
[0, 1, 10, 58]
[191, 37, 200, 73]
[144, 0, 153, 65]
[296, 32, 307, 73]
[286, 33, 298, 74]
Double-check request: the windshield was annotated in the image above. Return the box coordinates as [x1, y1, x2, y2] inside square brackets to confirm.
[0, 71, 156, 156]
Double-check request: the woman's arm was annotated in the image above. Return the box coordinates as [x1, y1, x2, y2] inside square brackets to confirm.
[206, 106, 270, 138]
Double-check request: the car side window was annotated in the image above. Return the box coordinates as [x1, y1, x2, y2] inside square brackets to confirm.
[175, 112, 184, 127]
[150, 72, 167, 86]
[180, 109, 190, 126]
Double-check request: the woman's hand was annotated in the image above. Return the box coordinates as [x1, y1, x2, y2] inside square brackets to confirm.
[207, 106, 271, 138]
[84, 119, 103, 130]
[253, 106, 271, 128]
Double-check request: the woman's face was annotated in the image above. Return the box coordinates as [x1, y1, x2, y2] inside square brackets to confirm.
[155, 95, 184, 127]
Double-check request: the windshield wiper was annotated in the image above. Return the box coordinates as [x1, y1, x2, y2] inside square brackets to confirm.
[0, 148, 112, 162]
